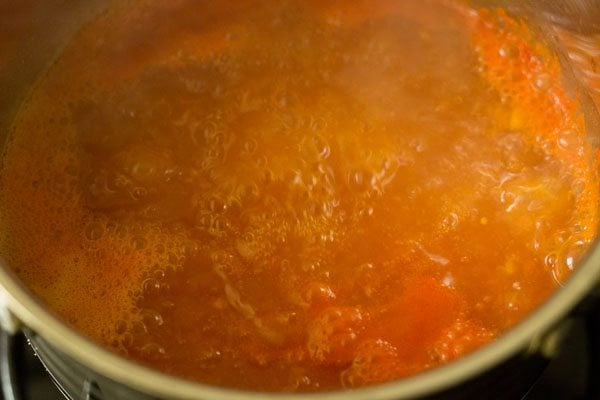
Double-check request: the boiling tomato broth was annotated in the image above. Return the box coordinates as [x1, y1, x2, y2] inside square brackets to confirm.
[0, 0, 597, 392]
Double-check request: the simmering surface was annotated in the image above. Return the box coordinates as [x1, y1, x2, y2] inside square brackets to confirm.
[0, 0, 597, 392]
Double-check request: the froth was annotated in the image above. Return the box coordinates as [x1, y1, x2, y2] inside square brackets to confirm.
[0, 89, 193, 349]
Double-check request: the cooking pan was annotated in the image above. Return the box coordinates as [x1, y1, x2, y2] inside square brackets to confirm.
[0, 1, 599, 399]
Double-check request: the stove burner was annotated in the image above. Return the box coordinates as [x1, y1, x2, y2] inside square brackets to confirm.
[0, 303, 599, 400]
[0, 330, 20, 400]
[587, 299, 600, 399]
[0, 332, 63, 400]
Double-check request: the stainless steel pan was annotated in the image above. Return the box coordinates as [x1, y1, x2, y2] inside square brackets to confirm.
[0, 1, 599, 399]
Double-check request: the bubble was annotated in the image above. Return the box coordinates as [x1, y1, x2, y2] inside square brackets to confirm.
[120, 333, 133, 348]
[207, 196, 228, 213]
[115, 224, 128, 238]
[311, 134, 331, 160]
[255, 155, 268, 168]
[159, 300, 176, 311]
[442, 212, 459, 230]
[410, 138, 426, 153]
[555, 230, 571, 244]
[277, 93, 291, 108]
[236, 238, 259, 261]
[534, 74, 552, 91]
[184, 241, 199, 257]
[164, 251, 177, 264]
[359, 262, 374, 271]
[210, 216, 226, 235]
[262, 169, 274, 184]
[348, 170, 365, 188]
[506, 292, 519, 310]
[499, 190, 519, 212]
[140, 309, 164, 328]
[498, 43, 517, 58]
[276, 232, 287, 243]
[243, 139, 258, 155]
[132, 236, 148, 250]
[85, 222, 105, 241]
[212, 84, 224, 99]
[203, 121, 220, 140]
[505, 157, 525, 174]
[163, 166, 183, 182]
[210, 250, 232, 264]
[131, 187, 148, 200]
[286, 371, 312, 391]
[152, 269, 166, 280]
[213, 297, 228, 310]
[130, 319, 148, 336]
[303, 282, 336, 303]
[142, 278, 165, 297]
[308, 116, 327, 132]
[347, 169, 373, 192]
[319, 230, 335, 243]
[129, 161, 159, 184]
[441, 273, 455, 288]
[115, 319, 127, 335]
[195, 210, 228, 236]
[556, 131, 582, 150]
[206, 146, 223, 161]
[301, 260, 316, 272]
[140, 342, 166, 359]
[544, 252, 557, 269]
[564, 238, 588, 269]
[358, 206, 374, 218]
[241, 183, 261, 202]
[571, 179, 586, 195]
[197, 347, 223, 363]
[321, 201, 335, 218]
[374, 157, 402, 191]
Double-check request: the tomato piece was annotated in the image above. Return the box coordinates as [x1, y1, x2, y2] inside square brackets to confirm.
[366, 277, 459, 359]
[307, 306, 365, 364]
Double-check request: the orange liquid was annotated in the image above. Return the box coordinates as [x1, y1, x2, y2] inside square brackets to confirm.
[0, 0, 597, 392]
